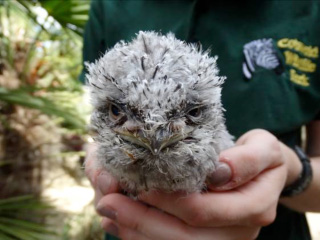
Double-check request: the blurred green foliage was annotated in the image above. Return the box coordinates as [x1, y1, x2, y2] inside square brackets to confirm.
[0, 195, 56, 240]
[0, 0, 90, 131]
[0, 0, 93, 239]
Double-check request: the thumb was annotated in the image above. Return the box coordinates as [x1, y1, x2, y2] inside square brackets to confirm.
[207, 131, 282, 191]
[207, 144, 263, 191]
[206, 162, 232, 188]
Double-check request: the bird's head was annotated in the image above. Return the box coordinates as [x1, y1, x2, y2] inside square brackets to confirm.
[86, 31, 232, 192]
[102, 89, 207, 156]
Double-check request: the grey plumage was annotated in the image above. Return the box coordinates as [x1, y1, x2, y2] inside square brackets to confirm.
[86, 31, 234, 194]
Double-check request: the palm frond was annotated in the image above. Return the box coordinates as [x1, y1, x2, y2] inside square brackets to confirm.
[0, 195, 57, 240]
[0, 87, 86, 130]
[16, 0, 91, 36]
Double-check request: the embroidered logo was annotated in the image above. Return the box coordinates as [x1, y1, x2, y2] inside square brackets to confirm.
[277, 38, 319, 87]
[242, 39, 283, 79]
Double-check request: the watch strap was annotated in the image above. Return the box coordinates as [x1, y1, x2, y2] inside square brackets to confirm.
[281, 146, 313, 197]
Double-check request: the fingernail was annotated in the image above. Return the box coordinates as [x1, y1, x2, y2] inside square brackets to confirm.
[97, 173, 112, 195]
[105, 223, 119, 237]
[97, 206, 118, 220]
[207, 162, 232, 187]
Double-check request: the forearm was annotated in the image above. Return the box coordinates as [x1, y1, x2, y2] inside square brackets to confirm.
[279, 120, 320, 212]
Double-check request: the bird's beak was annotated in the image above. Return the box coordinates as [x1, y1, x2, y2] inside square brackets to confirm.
[114, 127, 190, 155]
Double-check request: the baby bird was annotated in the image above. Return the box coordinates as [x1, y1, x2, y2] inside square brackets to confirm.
[86, 31, 234, 194]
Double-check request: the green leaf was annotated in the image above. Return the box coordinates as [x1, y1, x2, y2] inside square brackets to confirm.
[0, 196, 56, 240]
[38, 0, 90, 35]
[0, 232, 14, 240]
[0, 218, 55, 234]
[0, 224, 37, 240]
[13, 0, 51, 35]
[0, 87, 86, 130]
[0, 196, 34, 206]
[0, 197, 51, 213]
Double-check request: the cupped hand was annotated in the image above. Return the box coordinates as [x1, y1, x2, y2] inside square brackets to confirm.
[98, 193, 260, 240]
[96, 129, 291, 239]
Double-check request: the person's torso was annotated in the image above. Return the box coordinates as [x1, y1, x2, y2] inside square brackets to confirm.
[85, 1, 320, 239]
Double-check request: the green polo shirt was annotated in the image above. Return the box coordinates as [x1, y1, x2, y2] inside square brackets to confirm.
[82, 1, 320, 239]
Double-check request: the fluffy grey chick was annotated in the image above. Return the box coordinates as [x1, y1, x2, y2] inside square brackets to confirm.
[86, 31, 234, 194]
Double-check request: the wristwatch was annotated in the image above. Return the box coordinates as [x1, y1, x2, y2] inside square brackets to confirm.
[281, 146, 313, 197]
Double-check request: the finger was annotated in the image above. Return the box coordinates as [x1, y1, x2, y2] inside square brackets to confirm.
[101, 219, 259, 240]
[84, 143, 100, 184]
[84, 143, 119, 192]
[94, 171, 120, 206]
[97, 193, 191, 240]
[208, 130, 284, 190]
[205, 162, 232, 187]
[96, 172, 120, 195]
[101, 218, 151, 240]
[140, 164, 286, 227]
[84, 143, 120, 205]
[101, 218, 119, 238]
[98, 194, 260, 240]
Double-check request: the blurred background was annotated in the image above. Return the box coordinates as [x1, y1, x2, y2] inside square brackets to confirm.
[0, 0, 102, 239]
[0, 1, 319, 240]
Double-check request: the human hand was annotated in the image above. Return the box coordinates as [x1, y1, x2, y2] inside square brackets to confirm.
[96, 129, 290, 240]
[84, 143, 119, 206]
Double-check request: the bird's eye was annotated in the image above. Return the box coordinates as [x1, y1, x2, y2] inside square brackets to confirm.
[111, 105, 120, 116]
[109, 104, 122, 121]
[188, 107, 202, 118]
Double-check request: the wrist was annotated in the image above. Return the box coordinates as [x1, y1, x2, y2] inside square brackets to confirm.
[283, 144, 303, 187]
[281, 146, 313, 197]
